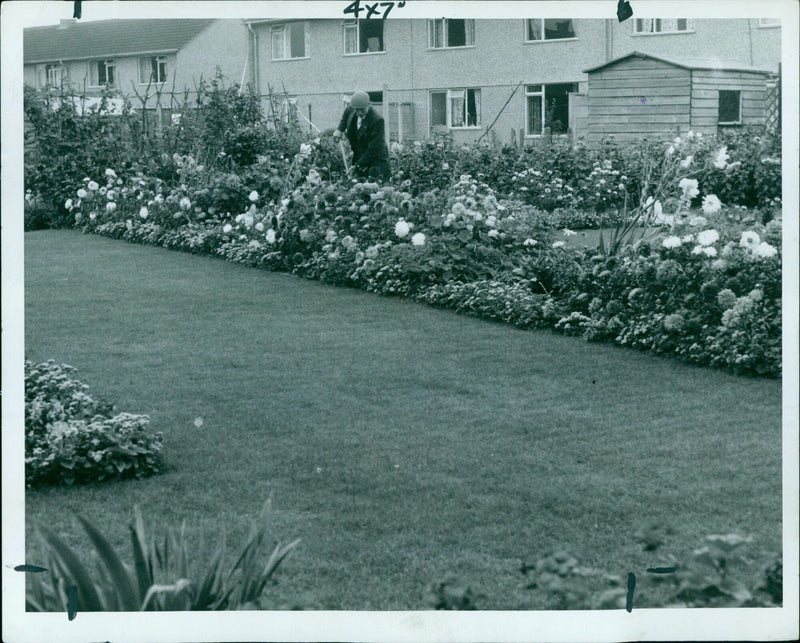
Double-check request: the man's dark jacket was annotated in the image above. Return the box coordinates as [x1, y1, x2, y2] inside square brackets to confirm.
[338, 106, 390, 180]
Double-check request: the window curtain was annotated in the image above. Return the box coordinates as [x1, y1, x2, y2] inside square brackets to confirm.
[449, 89, 466, 127]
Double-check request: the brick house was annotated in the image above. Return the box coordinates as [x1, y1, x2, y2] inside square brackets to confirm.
[244, 17, 781, 144]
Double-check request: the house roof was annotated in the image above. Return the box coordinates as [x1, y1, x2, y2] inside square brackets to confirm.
[583, 51, 772, 75]
[24, 19, 218, 63]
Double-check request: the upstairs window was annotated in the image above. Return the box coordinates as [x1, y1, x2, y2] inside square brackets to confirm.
[271, 22, 307, 59]
[634, 18, 692, 34]
[343, 19, 384, 54]
[430, 88, 481, 129]
[525, 19, 576, 41]
[138, 55, 168, 84]
[428, 19, 475, 48]
[718, 90, 742, 125]
[90, 59, 116, 87]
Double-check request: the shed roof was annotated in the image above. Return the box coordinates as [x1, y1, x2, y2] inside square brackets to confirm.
[583, 51, 772, 75]
[24, 19, 217, 63]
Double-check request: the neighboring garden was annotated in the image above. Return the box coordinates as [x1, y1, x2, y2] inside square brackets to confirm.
[22, 79, 783, 612]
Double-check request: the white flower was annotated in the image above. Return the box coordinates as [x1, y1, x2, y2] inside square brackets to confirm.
[411, 232, 426, 246]
[713, 146, 730, 169]
[653, 200, 663, 219]
[255, 221, 265, 232]
[701, 194, 722, 215]
[265, 229, 276, 244]
[552, 241, 566, 248]
[739, 231, 761, 249]
[106, 201, 117, 213]
[665, 145, 675, 156]
[662, 236, 682, 249]
[562, 228, 576, 237]
[687, 215, 708, 227]
[703, 246, 717, 257]
[89, 212, 96, 220]
[139, 206, 149, 218]
[298, 143, 312, 157]
[696, 229, 720, 246]
[179, 197, 191, 211]
[680, 155, 694, 169]
[223, 223, 233, 233]
[106, 190, 116, 201]
[679, 178, 699, 199]
[485, 215, 497, 227]
[306, 169, 321, 185]
[686, 130, 695, 139]
[692, 245, 704, 255]
[644, 196, 654, 209]
[249, 190, 259, 202]
[155, 194, 164, 204]
[488, 229, 499, 238]
[674, 136, 682, 145]
[99, 186, 108, 196]
[754, 241, 778, 258]
[126, 219, 133, 230]
[523, 238, 538, 247]
[64, 198, 74, 210]
[105, 168, 117, 178]
[395, 220, 410, 238]
[87, 181, 99, 191]
[682, 234, 695, 243]
[77, 188, 88, 199]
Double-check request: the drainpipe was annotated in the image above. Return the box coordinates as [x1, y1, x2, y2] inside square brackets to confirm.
[246, 22, 259, 95]
[605, 19, 613, 62]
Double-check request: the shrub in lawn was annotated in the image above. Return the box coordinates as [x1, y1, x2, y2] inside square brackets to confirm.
[27, 501, 301, 611]
[25, 360, 162, 487]
[424, 576, 482, 610]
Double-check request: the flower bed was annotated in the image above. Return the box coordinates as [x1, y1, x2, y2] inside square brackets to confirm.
[25, 360, 163, 487]
[60, 129, 782, 378]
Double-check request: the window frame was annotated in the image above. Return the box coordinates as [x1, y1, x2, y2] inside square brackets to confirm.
[524, 82, 578, 137]
[89, 59, 116, 88]
[342, 19, 386, 56]
[138, 55, 168, 85]
[427, 19, 476, 49]
[45, 63, 64, 88]
[523, 19, 578, 43]
[429, 88, 481, 130]
[718, 89, 742, 125]
[270, 22, 309, 61]
[632, 18, 694, 35]
[757, 18, 781, 28]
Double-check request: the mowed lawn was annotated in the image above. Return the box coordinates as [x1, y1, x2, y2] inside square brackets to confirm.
[23, 229, 782, 610]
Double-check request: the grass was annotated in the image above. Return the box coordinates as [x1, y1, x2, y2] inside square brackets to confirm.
[23, 229, 782, 610]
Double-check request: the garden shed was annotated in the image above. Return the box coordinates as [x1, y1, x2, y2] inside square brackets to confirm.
[582, 51, 772, 142]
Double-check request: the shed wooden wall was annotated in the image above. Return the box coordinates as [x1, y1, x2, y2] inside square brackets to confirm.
[586, 57, 691, 141]
[689, 70, 767, 133]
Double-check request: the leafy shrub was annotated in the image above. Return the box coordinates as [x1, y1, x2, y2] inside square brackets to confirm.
[25, 360, 163, 487]
[27, 501, 300, 611]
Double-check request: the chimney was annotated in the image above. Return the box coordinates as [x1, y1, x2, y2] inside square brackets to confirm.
[59, 18, 76, 29]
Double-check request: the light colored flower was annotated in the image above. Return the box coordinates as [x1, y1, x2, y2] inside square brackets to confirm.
[299, 143, 312, 157]
[562, 228, 576, 237]
[126, 219, 133, 230]
[106, 190, 116, 201]
[106, 201, 117, 213]
[696, 229, 720, 246]
[265, 229, 276, 244]
[702, 246, 717, 257]
[701, 194, 722, 215]
[77, 188, 88, 199]
[488, 229, 499, 238]
[653, 200, 663, 218]
[179, 197, 191, 211]
[88, 180, 99, 191]
[105, 168, 117, 178]
[395, 219, 410, 238]
[713, 146, 730, 169]
[139, 206, 148, 219]
[64, 198, 74, 210]
[717, 289, 737, 309]
[665, 145, 675, 156]
[411, 232, 426, 246]
[754, 241, 778, 258]
[89, 212, 96, 220]
[663, 313, 684, 332]
[679, 178, 699, 199]
[255, 221, 265, 232]
[306, 169, 321, 185]
[662, 236, 682, 248]
[552, 241, 566, 248]
[249, 190, 259, 202]
[524, 238, 538, 247]
[687, 215, 708, 226]
[680, 155, 694, 169]
[739, 230, 761, 249]
[154, 194, 164, 204]
[485, 215, 497, 227]
[223, 223, 233, 233]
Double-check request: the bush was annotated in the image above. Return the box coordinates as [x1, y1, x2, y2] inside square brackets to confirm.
[25, 360, 163, 487]
[27, 501, 301, 611]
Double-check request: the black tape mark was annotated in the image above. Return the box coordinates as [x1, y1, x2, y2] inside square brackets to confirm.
[617, 0, 633, 23]
[625, 572, 636, 612]
[14, 564, 48, 573]
[73, 1, 82, 20]
[67, 585, 79, 621]
[647, 566, 677, 574]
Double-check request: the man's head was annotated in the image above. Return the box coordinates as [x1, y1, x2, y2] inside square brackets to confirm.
[350, 91, 370, 117]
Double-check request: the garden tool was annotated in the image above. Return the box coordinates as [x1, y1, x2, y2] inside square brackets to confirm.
[338, 138, 353, 178]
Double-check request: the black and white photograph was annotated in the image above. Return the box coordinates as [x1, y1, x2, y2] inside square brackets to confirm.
[2, 1, 798, 641]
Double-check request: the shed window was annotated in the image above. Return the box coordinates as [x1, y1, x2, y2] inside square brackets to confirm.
[634, 19, 691, 34]
[718, 90, 742, 124]
[525, 19, 576, 41]
[271, 23, 307, 59]
[344, 19, 384, 54]
[428, 19, 475, 48]
[139, 56, 168, 84]
[90, 59, 116, 87]
[430, 88, 481, 129]
[758, 18, 780, 28]
[525, 83, 578, 135]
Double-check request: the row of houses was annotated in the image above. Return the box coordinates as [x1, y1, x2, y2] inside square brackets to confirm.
[23, 17, 782, 143]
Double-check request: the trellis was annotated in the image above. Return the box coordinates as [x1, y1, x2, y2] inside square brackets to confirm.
[764, 64, 781, 133]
